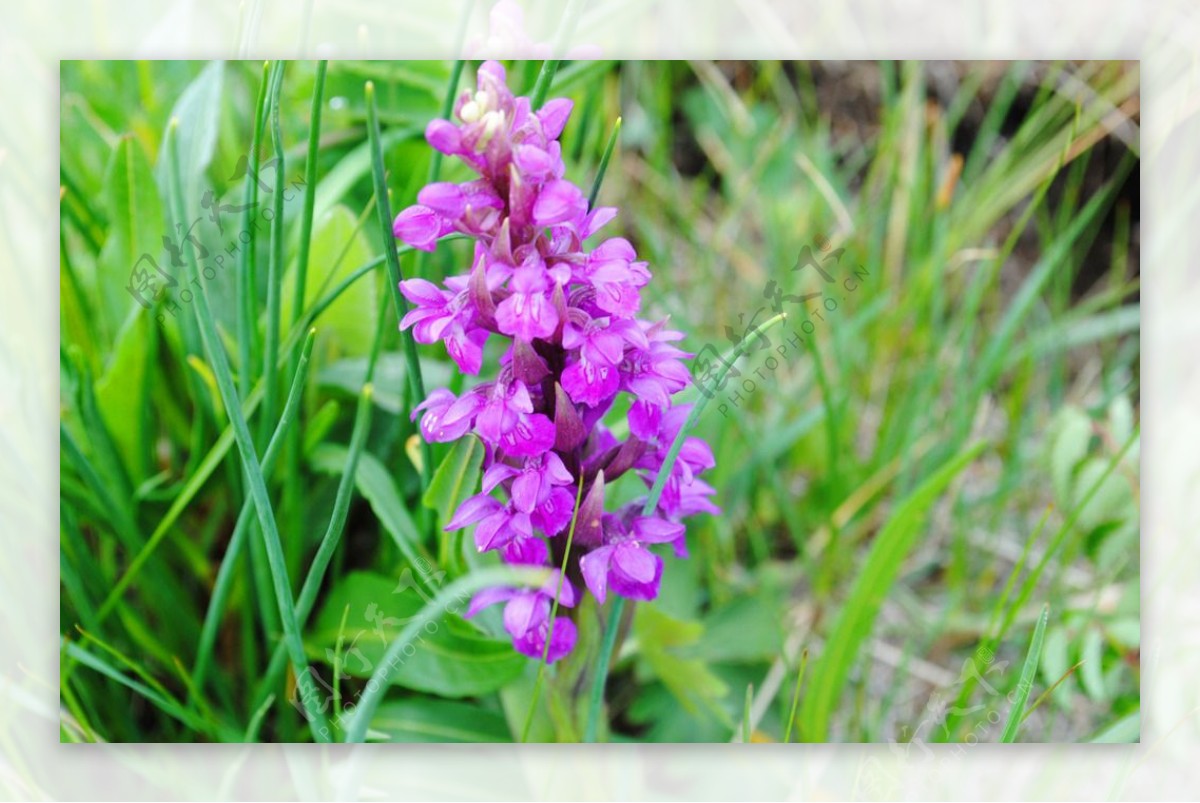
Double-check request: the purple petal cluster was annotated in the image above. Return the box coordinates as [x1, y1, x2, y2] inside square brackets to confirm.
[395, 61, 718, 663]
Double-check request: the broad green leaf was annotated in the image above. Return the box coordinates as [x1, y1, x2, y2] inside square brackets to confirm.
[370, 698, 512, 743]
[1090, 711, 1139, 743]
[422, 435, 484, 530]
[1050, 407, 1092, 503]
[1039, 624, 1072, 708]
[155, 60, 223, 203]
[307, 571, 525, 698]
[94, 309, 151, 483]
[799, 441, 987, 741]
[317, 353, 452, 414]
[1072, 457, 1135, 533]
[683, 595, 784, 664]
[310, 445, 424, 564]
[96, 135, 164, 337]
[633, 604, 730, 722]
[1079, 627, 1107, 702]
[281, 204, 376, 356]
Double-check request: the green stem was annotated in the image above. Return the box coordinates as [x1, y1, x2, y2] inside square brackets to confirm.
[583, 312, 791, 742]
[521, 473, 586, 742]
[364, 80, 435, 495]
[238, 61, 270, 399]
[284, 58, 327, 588]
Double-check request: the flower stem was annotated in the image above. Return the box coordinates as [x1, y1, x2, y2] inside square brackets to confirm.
[582, 312, 790, 742]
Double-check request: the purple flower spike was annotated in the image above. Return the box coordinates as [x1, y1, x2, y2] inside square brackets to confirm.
[392, 62, 718, 663]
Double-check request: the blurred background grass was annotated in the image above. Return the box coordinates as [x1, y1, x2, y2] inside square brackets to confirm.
[59, 59, 1140, 743]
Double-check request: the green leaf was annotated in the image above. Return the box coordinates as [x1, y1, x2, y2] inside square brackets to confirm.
[156, 60, 223, 202]
[96, 134, 166, 334]
[310, 445, 426, 566]
[94, 308, 151, 483]
[682, 595, 784, 664]
[1072, 457, 1135, 534]
[633, 604, 730, 722]
[1090, 711, 1139, 743]
[1079, 627, 1107, 702]
[799, 441, 987, 741]
[1039, 624, 1072, 708]
[317, 353, 452, 414]
[370, 698, 512, 743]
[423, 435, 484, 530]
[281, 204, 377, 356]
[1050, 407, 1092, 503]
[308, 571, 525, 698]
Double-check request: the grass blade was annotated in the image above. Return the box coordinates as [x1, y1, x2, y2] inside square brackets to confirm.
[364, 80, 434, 497]
[341, 565, 554, 743]
[798, 440, 987, 741]
[190, 329, 317, 696]
[1001, 604, 1050, 742]
[237, 61, 270, 397]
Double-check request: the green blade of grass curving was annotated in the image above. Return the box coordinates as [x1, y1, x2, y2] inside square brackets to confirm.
[588, 117, 622, 209]
[797, 440, 988, 742]
[1000, 604, 1050, 742]
[583, 312, 790, 743]
[364, 80, 434, 495]
[292, 59, 327, 325]
[340, 565, 555, 743]
[163, 119, 330, 742]
[190, 329, 317, 697]
[783, 648, 810, 743]
[259, 59, 287, 446]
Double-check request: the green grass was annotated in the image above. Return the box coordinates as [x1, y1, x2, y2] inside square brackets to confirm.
[59, 59, 1140, 743]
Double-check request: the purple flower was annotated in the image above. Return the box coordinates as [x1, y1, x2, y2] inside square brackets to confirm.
[392, 61, 718, 664]
[579, 515, 684, 603]
[399, 276, 490, 374]
[465, 572, 578, 663]
[494, 261, 559, 341]
[475, 380, 556, 457]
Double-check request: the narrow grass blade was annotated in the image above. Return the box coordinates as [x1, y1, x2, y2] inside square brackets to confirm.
[164, 119, 330, 741]
[249, 382, 377, 724]
[259, 60, 287, 446]
[1001, 604, 1050, 742]
[190, 329, 317, 695]
[250, 294, 387, 730]
[364, 80, 434, 495]
[588, 117, 622, 208]
[521, 473, 586, 742]
[783, 648, 809, 743]
[238, 61, 270, 397]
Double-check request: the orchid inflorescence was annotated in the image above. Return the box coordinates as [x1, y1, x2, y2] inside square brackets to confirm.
[393, 61, 718, 663]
